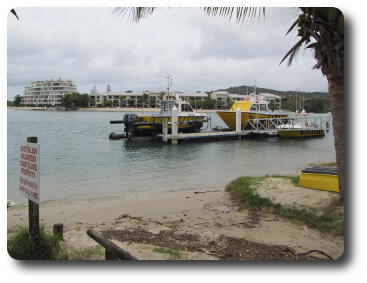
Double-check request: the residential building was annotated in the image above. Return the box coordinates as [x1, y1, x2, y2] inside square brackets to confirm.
[20, 79, 77, 106]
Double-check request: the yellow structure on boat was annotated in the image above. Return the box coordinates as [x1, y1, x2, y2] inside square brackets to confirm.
[298, 167, 339, 192]
[216, 100, 288, 130]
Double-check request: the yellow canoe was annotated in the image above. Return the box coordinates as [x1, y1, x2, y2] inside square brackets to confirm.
[298, 167, 339, 193]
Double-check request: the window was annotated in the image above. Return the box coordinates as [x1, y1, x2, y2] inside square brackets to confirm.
[260, 104, 267, 111]
[250, 104, 258, 111]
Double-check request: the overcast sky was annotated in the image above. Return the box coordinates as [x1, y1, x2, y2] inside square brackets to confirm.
[7, 7, 328, 100]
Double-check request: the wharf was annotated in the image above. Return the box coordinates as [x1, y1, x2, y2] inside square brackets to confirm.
[157, 130, 278, 143]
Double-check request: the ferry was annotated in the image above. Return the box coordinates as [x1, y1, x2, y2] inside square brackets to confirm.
[110, 93, 207, 139]
[216, 96, 288, 130]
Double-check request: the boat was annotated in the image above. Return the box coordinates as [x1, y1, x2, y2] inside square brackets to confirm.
[110, 93, 207, 139]
[216, 96, 288, 130]
[298, 166, 339, 192]
[276, 110, 325, 137]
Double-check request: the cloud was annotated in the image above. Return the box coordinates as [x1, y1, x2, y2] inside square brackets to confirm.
[7, 7, 327, 100]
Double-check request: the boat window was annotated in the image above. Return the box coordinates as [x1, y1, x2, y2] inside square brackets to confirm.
[181, 104, 193, 112]
[260, 104, 267, 111]
[163, 102, 174, 112]
[250, 104, 258, 111]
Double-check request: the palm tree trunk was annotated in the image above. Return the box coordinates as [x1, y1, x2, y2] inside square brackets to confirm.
[327, 74, 344, 203]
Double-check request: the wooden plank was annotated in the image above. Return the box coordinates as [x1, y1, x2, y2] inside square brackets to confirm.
[87, 229, 137, 260]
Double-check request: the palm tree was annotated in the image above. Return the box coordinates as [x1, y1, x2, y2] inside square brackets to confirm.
[280, 8, 344, 203]
[115, 7, 344, 202]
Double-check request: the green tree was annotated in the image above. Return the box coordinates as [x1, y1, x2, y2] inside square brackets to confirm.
[61, 92, 90, 109]
[13, 95, 23, 106]
[115, 7, 345, 202]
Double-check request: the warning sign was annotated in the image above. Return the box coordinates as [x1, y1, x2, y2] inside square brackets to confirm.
[19, 143, 40, 203]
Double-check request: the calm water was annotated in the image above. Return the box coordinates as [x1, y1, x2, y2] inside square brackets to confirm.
[7, 109, 335, 204]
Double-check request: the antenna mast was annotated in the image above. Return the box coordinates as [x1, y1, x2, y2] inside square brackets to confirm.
[165, 74, 173, 95]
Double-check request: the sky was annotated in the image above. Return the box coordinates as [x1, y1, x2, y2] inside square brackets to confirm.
[7, 7, 328, 100]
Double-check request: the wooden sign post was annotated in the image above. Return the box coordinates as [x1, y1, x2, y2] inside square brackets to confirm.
[19, 137, 40, 236]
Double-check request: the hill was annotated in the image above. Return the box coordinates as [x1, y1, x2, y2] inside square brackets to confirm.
[216, 84, 330, 113]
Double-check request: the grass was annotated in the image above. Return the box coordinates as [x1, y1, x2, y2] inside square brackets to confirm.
[152, 247, 183, 260]
[66, 245, 105, 260]
[7, 227, 64, 260]
[225, 176, 344, 235]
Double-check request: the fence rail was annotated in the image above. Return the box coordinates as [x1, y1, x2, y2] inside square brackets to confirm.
[86, 229, 137, 260]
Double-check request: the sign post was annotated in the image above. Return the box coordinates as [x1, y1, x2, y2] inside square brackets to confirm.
[19, 137, 40, 236]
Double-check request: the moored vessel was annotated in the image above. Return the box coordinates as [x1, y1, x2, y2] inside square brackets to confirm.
[110, 93, 206, 139]
[216, 95, 288, 130]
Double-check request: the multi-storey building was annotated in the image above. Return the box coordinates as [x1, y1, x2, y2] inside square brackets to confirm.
[20, 79, 77, 106]
[87, 87, 281, 109]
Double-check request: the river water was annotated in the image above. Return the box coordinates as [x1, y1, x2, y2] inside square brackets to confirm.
[7, 109, 335, 204]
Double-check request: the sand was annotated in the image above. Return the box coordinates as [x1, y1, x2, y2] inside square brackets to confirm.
[7, 181, 344, 260]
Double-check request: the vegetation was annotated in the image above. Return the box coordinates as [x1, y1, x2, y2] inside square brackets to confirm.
[61, 92, 90, 109]
[12, 95, 23, 106]
[66, 245, 104, 260]
[152, 247, 183, 260]
[7, 227, 64, 260]
[225, 176, 344, 235]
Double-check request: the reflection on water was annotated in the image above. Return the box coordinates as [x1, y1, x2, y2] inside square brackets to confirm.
[7, 110, 335, 203]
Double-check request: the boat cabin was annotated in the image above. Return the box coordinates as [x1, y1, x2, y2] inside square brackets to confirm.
[160, 94, 194, 115]
[229, 100, 269, 112]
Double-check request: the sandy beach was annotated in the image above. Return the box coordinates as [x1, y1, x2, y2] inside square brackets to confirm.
[7, 179, 344, 260]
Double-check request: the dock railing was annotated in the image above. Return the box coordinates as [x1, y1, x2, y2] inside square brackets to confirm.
[245, 114, 331, 132]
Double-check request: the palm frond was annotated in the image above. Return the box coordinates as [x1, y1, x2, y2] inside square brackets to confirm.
[113, 7, 265, 26]
[203, 7, 265, 26]
[113, 7, 156, 22]
[280, 37, 307, 66]
[10, 9, 19, 20]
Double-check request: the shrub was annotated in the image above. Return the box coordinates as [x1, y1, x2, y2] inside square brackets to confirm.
[8, 227, 63, 260]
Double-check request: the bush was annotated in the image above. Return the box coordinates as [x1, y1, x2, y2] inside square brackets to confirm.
[7, 227, 63, 260]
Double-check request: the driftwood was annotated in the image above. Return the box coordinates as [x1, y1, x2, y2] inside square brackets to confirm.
[86, 229, 137, 260]
[194, 190, 220, 194]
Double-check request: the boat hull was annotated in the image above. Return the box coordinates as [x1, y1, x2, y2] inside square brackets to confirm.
[278, 129, 325, 138]
[298, 167, 339, 192]
[216, 111, 287, 130]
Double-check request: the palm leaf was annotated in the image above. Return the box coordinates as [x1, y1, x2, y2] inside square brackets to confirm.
[279, 37, 307, 66]
[114, 7, 265, 26]
[11, 9, 19, 20]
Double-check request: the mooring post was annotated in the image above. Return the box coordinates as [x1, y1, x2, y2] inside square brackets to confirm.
[162, 118, 168, 143]
[27, 136, 40, 237]
[171, 105, 178, 144]
[53, 223, 64, 239]
[236, 107, 241, 135]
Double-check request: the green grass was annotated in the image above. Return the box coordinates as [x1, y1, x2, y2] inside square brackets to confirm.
[7, 227, 64, 260]
[67, 245, 105, 260]
[225, 176, 344, 235]
[152, 247, 183, 260]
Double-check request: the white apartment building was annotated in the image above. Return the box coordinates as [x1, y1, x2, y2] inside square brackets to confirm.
[21, 79, 77, 106]
[88, 88, 281, 109]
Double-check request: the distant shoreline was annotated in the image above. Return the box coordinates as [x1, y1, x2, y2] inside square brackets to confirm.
[7, 106, 217, 113]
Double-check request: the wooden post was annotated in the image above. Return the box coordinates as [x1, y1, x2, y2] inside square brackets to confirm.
[162, 118, 168, 143]
[235, 107, 241, 133]
[53, 223, 64, 239]
[86, 229, 137, 260]
[171, 106, 178, 144]
[27, 136, 39, 237]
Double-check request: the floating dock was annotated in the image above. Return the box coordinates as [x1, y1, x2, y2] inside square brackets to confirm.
[157, 130, 252, 142]
[110, 113, 331, 144]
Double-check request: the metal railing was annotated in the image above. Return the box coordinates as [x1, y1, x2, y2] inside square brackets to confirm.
[245, 115, 331, 132]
